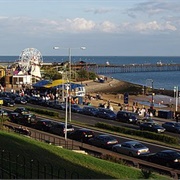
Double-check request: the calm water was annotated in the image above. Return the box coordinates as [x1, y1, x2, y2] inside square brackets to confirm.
[0, 55, 179, 91]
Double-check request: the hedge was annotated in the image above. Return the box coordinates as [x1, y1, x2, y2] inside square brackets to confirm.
[27, 107, 60, 118]
[95, 122, 179, 145]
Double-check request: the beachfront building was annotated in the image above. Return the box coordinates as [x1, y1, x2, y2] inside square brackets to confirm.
[32, 79, 85, 104]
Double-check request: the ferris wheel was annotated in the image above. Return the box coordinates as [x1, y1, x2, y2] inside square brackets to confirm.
[18, 48, 43, 73]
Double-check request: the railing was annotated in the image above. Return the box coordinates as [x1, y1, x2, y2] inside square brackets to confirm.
[1, 122, 180, 179]
[0, 149, 84, 179]
[0, 123, 90, 179]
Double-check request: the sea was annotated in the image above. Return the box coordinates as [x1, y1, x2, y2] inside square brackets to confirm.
[0, 55, 179, 91]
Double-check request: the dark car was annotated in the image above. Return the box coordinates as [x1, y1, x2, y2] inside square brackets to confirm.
[162, 122, 180, 134]
[18, 113, 37, 126]
[140, 122, 165, 133]
[1, 97, 15, 107]
[96, 108, 116, 120]
[34, 119, 54, 132]
[68, 128, 94, 142]
[29, 96, 41, 104]
[112, 141, 150, 157]
[49, 122, 74, 136]
[81, 106, 99, 116]
[136, 117, 155, 125]
[0, 109, 9, 116]
[116, 111, 139, 124]
[53, 102, 66, 110]
[147, 150, 180, 168]
[9, 112, 37, 126]
[9, 112, 19, 123]
[14, 97, 27, 104]
[88, 134, 118, 149]
[9, 93, 20, 100]
[14, 107, 29, 114]
[69, 104, 83, 113]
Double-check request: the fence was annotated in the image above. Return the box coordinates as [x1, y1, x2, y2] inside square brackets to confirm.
[1, 121, 180, 179]
[0, 149, 87, 179]
[0, 123, 90, 179]
[3, 122, 80, 150]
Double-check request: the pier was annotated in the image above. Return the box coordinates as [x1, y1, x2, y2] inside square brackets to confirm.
[0, 61, 180, 74]
[83, 63, 180, 74]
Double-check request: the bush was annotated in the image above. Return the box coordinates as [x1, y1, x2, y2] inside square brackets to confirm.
[95, 122, 179, 145]
[27, 108, 59, 118]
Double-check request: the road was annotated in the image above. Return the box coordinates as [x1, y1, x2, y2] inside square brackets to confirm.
[3, 103, 180, 154]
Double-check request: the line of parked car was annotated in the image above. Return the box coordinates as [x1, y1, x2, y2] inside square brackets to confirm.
[6, 106, 180, 169]
[0, 88, 179, 134]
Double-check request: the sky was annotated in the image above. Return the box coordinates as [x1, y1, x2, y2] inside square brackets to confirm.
[0, 0, 180, 56]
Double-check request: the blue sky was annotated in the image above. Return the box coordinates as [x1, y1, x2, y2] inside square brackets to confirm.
[0, 0, 180, 56]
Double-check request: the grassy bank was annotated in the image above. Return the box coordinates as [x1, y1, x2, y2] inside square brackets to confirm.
[0, 130, 172, 179]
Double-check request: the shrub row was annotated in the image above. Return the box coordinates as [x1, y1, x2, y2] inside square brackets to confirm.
[95, 122, 179, 145]
[24, 107, 179, 145]
[27, 107, 60, 118]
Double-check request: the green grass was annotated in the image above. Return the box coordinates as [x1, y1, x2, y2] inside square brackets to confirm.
[0, 130, 172, 179]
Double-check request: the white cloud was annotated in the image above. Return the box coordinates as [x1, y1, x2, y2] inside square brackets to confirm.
[0, 16, 8, 20]
[100, 21, 116, 33]
[0, 15, 178, 37]
[135, 21, 177, 32]
[66, 18, 96, 31]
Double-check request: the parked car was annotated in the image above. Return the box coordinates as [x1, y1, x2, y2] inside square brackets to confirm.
[112, 141, 150, 157]
[68, 128, 94, 142]
[14, 97, 27, 104]
[8, 112, 19, 123]
[116, 111, 139, 124]
[69, 104, 83, 113]
[139, 122, 166, 133]
[34, 119, 54, 132]
[136, 117, 155, 125]
[53, 102, 66, 110]
[49, 122, 74, 136]
[147, 150, 180, 168]
[9, 112, 37, 126]
[0, 97, 15, 107]
[14, 107, 29, 114]
[162, 122, 180, 134]
[81, 106, 99, 116]
[88, 134, 118, 149]
[96, 108, 116, 120]
[0, 109, 9, 116]
[9, 93, 20, 100]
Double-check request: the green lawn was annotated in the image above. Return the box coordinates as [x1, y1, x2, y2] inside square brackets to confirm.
[0, 130, 172, 179]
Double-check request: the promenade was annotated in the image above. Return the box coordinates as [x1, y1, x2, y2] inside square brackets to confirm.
[82, 77, 176, 113]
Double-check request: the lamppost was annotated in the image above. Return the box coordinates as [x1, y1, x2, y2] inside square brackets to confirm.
[53, 46, 86, 139]
[174, 86, 179, 112]
[146, 79, 154, 109]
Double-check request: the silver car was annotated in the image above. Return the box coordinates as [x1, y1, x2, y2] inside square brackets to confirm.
[112, 141, 150, 157]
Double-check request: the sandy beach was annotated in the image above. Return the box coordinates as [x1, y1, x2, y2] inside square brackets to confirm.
[81, 77, 175, 113]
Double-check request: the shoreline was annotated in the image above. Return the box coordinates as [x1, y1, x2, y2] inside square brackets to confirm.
[81, 77, 177, 113]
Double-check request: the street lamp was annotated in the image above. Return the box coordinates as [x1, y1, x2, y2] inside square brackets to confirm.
[174, 86, 179, 112]
[53, 46, 86, 139]
[146, 79, 154, 109]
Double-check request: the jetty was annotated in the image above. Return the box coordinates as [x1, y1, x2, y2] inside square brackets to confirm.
[0, 61, 180, 74]
[72, 62, 180, 74]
